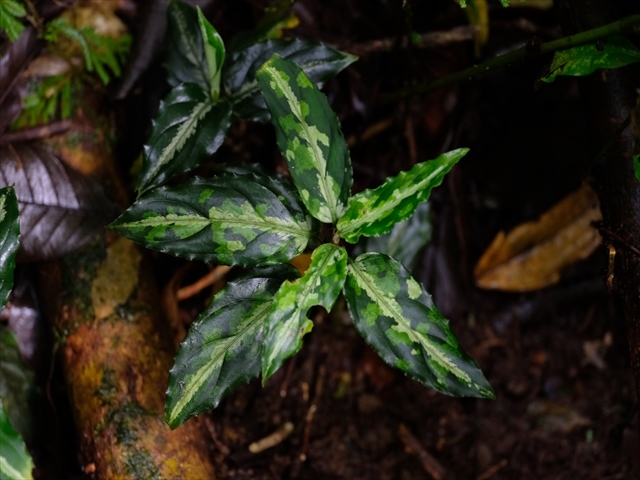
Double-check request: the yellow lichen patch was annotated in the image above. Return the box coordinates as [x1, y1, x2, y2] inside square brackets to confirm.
[92, 238, 142, 320]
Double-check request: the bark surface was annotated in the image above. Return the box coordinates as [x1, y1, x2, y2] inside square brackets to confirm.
[558, 0, 640, 404]
[34, 98, 215, 479]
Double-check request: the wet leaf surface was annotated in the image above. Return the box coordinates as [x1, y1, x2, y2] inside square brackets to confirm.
[0, 186, 19, 305]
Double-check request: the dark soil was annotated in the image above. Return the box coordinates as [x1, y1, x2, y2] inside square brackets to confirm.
[10, 0, 640, 478]
[191, 1, 640, 478]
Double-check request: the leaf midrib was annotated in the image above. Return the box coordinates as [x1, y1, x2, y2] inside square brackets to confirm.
[347, 258, 473, 386]
[264, 63, 338, 222]
[339, 163, 446, 235]
[142, 99, 213, 190]
[118, 211, 310, 238]
[168, 300, 272, 424]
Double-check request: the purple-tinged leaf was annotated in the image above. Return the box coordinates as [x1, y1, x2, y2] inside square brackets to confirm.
[0, 143, 115, 261]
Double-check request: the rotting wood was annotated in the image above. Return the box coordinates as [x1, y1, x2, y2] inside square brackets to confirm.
[33, 96, 217, 478]
[4, 2, 220, 471]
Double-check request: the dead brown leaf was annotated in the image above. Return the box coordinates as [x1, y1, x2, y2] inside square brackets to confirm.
[474, 184, 602, 292]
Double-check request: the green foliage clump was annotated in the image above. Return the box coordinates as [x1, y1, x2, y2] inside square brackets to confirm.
[109, 1, 493, 429]
[44, 18, 131, 86]
[13, 17, 130, 128]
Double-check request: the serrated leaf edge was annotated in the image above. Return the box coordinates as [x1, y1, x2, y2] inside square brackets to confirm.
[140, 99, 213, 193]
[347, 256, 489, 394]
[260, 58, 343, 223]
[338, 149, 467, 241]
[166, 300, 272, 427]
[262, 244, 346, 382]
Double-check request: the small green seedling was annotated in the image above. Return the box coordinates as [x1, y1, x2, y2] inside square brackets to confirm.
[109, 3, 493, 429]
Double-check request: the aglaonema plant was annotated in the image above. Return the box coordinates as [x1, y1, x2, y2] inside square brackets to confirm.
[110, 51, 494, 428]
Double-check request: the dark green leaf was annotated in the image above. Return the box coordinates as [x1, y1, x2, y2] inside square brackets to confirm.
[225, 38, 357, 121]
[165, 265, 299, 428]
[338, 149, 467, 243]
[136, 84, 231, 194]
[359, 202, 431, 271]
[0, 401, 33, 480]
[164, 0, 209, 91]
[344, 253, 493, 398]
[257, 55, 353, 223]
[0, 326, 35, 445]
[111, 174, 313, 267]
[262, 244, 347, 383]
[634, 154, 640, 182]
[196, 7, 225, 100]
[542, 36, 640, 83]
[0, 186, 19, 306]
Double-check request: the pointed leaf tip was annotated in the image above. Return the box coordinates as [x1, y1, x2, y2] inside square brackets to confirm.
[166, 265, 300, 428]
[344, 252, 493, 399]
[338, 148, 468, 243]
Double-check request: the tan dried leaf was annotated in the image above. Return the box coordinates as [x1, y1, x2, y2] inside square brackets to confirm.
[474, 184, 602, 292]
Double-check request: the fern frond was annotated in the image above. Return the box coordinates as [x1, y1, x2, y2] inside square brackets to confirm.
[0, 0, 27, 41]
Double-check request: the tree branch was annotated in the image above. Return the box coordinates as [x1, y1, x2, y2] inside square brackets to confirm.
[382, 13, 640, 103]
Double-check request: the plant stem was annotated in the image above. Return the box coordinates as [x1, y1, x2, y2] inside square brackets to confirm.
[382, 13, 640, 103]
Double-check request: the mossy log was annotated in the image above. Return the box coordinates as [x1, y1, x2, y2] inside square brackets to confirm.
[34, 102, 216, 478]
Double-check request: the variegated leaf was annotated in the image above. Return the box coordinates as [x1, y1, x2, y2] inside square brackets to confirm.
[164, 0, 209, 91]
[111, 174, 314, 267]
[257, 55, 353, 224]
[0, 186, 20, 306]
[337, 149, 468, 243]
[344, 253, 493, 398]
[262, 244, 347, 382]
[196, 7, 225, 99]
[225, 38, 357, 121]
[542, 36, 640, 83]
[165, 265, 299, 429]
[137, 84, 231, 195]
[0, 401, 33, 480]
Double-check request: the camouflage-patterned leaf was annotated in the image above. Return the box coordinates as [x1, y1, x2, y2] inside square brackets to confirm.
[137, 84, 231, 194]
[542, 36, 640, 83]
[196, 7, 224, 100]
[262, 244, 347, 383]
[337, 149, 468, 243]
[344, 253, 493, 398]
[257, 55, 353, 224]
[166, 264, 299, 429]
[0, 401, 33, 480]
[111, 174, 313, 267]
[0, 186, 19, 306]
[225, 38, 357, 121]
[164, 0, 209, 91]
